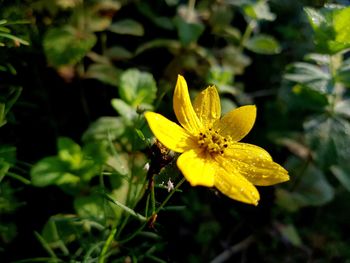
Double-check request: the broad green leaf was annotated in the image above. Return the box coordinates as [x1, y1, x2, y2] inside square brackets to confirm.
[174, 16, 204, 46]
[304, 6, 350, 54]
[136, 2, 174, 30]
[82, 117, 126, 142]
[331, 166, 350, 192]
[58, 137, 82, 169]
[108, 19, 144, 36]
[118, 69, 157, 107]
[85, 63, 121, 87]
[43, 26, 97, 66]
[284, 62, 331, 94]
[245, 34, 281, 54]
[30, 157, 79, 187]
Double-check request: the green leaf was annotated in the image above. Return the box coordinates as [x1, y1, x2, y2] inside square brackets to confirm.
[331, 166, 350, 192]
[30, 157, 80, 187]
[245, 34, 281, 54]
[135, 39, 181, 55]
[82, 117, 126, 142]
[284, 62, 331, 94]
[304, 6, 350, 54]
[174, 16, 205, 46]
[85, 63, 121, 87]
[74, 194, 108, 223]
[0, 103, 6, 127]
[58, 137, 82, 169]
[118, 69, 157, 107]
[43, 26, 97, 66]
[335, 99, 350, 118]
[335, 58, 350, 86]
[243, 1, 276, 21]
[108, 19, 144, 36]
[105, 46, 133, 60]
[0, 145, 16, 165]
[304, 115, 350, 169]
[276, 157, 334, 211]
[111, 99, 138, 121]
[276, 223, 303, 247]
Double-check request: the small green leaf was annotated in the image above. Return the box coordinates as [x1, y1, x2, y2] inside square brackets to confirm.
[108, 19, 144, 36]
[335, 99, 350, 118]
[276, 224, 303, 247]
[30, 157, 79, 187]
[243, 1, 276, 21]
[118, 69, 157, 107]
[85, 63, 121, 87]
[111, 99, 138, 121]
[0, 103, 6, 127]
[82, 117, 126, 142]
[245, 34, 281, 54]
[174, 16, 204, 46]
[74, 194, 108, 223]
[43, 26, 97, 66]
[58, 137, 82, 169]
[331, 166, 350, 192]
[105, 46, 133, 60]
[284, 62, 331, 94]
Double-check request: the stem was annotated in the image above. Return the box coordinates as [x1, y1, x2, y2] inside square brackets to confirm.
[6, 172, 31, 184]
[239, 20, 256, 51]
[98, 227, 117, 263]
[154, 177, 186, 215]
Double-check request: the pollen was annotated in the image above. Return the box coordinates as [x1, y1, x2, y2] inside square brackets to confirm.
[197, 128, 231, 155]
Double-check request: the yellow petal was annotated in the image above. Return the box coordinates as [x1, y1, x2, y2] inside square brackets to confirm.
[214, 165, 260, 205]
[216, 105, 256, 142]
[223, 143, 289, 186]
[177, 149, 215, 187]
[193, 86, 221, 128]
[145, 112, 195, 153]
[173, 75, 202, 134]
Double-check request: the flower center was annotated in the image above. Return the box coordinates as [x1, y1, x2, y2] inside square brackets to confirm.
[197, 128, 230, 155]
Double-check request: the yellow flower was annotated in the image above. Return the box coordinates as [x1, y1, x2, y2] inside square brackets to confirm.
[145, 75, 289, 205]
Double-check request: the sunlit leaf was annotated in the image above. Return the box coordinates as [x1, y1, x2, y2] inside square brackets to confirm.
[111, 99, 138, 121]
[304, 6, 350, 54]
[243, 1, 276, 21]
[245, 34, 281, 54]
[30, 157, 79, 187]
[118, 69, 157, 107]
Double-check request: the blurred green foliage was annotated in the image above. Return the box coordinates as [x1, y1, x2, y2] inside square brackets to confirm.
[1, 0, 350, 262]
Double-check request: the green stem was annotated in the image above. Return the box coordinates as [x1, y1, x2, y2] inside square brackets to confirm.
[6, 172, 31, 184]
[154, 177, 186, 214]
[239, 20, 256, 51]
[98, 227, 117, 263]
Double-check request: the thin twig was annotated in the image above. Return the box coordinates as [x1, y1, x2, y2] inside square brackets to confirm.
[210, 235, 255, 263]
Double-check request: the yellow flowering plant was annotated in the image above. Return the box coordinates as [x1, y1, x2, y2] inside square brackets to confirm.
[145, 75, 289, 205]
